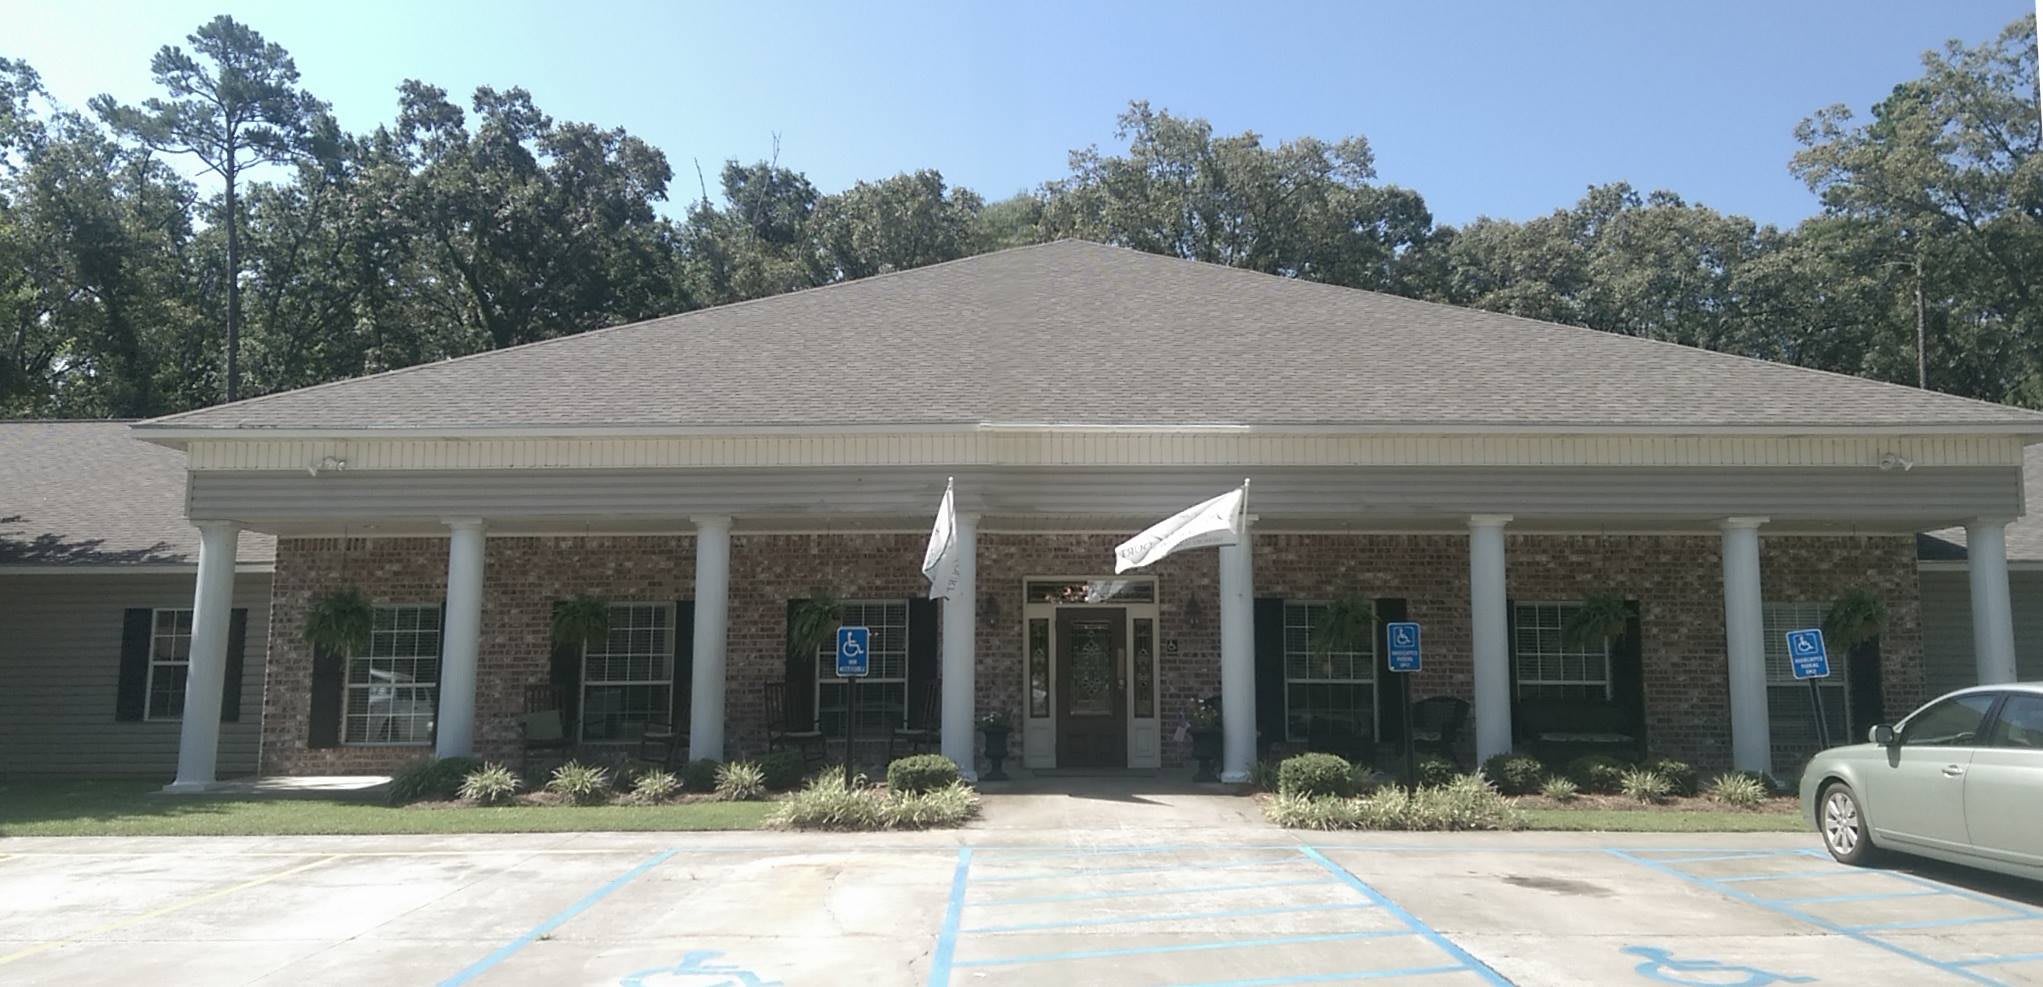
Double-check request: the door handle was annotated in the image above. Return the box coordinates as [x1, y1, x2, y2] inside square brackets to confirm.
[1941, 764, 1966, 778]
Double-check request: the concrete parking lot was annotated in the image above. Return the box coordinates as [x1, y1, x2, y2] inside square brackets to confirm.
[2, 827, 2041, 986]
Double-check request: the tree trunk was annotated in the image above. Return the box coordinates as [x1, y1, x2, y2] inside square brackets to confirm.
[224, 165, 241, 404]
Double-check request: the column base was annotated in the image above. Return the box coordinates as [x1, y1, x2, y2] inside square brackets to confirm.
[1218, 770, 1251, 784]
[159, 780, 224, 795]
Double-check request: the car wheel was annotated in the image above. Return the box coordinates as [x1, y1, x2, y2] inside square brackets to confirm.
[1819, 782, 1879, 866]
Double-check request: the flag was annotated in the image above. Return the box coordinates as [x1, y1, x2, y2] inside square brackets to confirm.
[922, 478, 962, 600]
[1114, 484, 1247, 574]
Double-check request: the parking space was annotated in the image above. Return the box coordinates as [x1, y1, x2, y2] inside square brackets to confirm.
[1, 833, 2039, 985]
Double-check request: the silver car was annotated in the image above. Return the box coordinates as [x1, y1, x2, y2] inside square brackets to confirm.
[1801, 683, 2043, 881]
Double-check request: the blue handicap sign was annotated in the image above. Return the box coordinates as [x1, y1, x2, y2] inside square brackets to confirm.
[1786, 628, 1829, 680]
[1386, 621, 1422, 673]
[835, 626, 871, 678]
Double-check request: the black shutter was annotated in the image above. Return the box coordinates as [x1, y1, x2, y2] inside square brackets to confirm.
[1253, 597, 1286, 750]
[907, 598, 941, 729]
[1376, 599, 1410, 745]
[1614, 601, 1645, 757]
[307, 644, 345, 748]
[221, 608, 248, 722]
[1846, 639, 1884, 740]
[115, 608, 153, 721]
[671, 600, 695, 734]
[549, 610, 583, 734]
[1504, 598, 1520, 745]
[785, 599, 818, 730]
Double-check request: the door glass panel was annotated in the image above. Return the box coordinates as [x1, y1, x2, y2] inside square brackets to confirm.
[1988, 694, 2043, 749]
[1067, 620, 1114, 716]
[1028, 618, 1050, 718]
[1900, 693, 1998, 747]
[1133, 618, 1155, 719]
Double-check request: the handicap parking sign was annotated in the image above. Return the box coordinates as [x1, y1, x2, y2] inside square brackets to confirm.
[836, 626, 871, 678]
[1786, 628, 1829, 680]
[1386, 621, 1422, 673]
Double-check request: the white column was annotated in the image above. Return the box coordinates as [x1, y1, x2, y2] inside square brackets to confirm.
[167, 521, 240, 792]
[940, 513, 979, 780]
[1468, 515, 1513, 763]
[1218, 518, 1257, 783]
[1721, 517, 1771, 775]
[688, 515, 733, 761]
[1967, 518, 2019, 685]
[435, 518, 485, 758]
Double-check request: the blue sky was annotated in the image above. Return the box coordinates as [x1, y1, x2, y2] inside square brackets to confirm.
[4, 0, 2033, 228]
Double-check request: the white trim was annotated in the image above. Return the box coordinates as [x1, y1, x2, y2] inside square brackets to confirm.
[342, 603, 442, 747]
[1019, 575, 1164, 770]
[1509, 601, 1614, 701]
[1280, 600, 1379, 745]
[143, 607, 195, 722]
[580, 601, 679, 743]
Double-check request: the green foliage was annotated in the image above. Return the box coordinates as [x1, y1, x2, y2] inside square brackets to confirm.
[881, 782, 981, 829]
[785, 594, 842, 664]
[628, 769, 680, 804]
[767, 773, 980, 830]
[712, 761, 767, 801]
[546, 760, 611, 805]
[387, 756, 483, 805]
[1705, 772, 1771, 808]
[1563, 593, 1630, 649]
[1644, 758, 1698, 796]
[1249, 759, 1281, 792]
[1566, 754, 1634, 794]
[1619, 769, 1673, 803]
[756, 751, 805, 791]
[1267, 774, 1524, 831]
[550, 595, 610, 650]
[1481, 754, 1547, 795]
[886, 754, 961, 795]
[1824, 587, 1889, 653]
[1416, 755, 1458, 788]
[456, 763, 521, 805]
[303, 586, 373, 656]
[1278, 753, 1355, 798]
[1308, 595, 1376, 662]
[1539, 776, 1581, 802]
[681, 759, 721, 792]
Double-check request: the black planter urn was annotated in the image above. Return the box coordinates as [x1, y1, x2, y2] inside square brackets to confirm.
[980, 726, 1011, 781]
[1189, 728, 1223, 782]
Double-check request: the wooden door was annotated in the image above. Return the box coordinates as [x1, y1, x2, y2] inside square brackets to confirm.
[1056, 608, 1127, 767]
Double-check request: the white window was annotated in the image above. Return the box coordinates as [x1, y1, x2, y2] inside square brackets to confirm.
[145, 609, 194, 720]
[1282, 602, 1376, 744]
[1512, 602, 1612, 702]
[581, 602, 675, 742]
[817, 600, 909, 737]
[1763, 602, 1850, 775]
[344, 605, 441, 745]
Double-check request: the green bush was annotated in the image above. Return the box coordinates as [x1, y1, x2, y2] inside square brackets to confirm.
[1619, 768, 1672, 803]
[1538, 775, 1580, 802]
[1480, 754, 1546, 795]
[1566, 754, 1633, 794]
[1704, 772, 1769, 808]
[1278, 753, 1354, 798]
[887, 754, 961, 794]
[1266, 793, 1369, 830]
[546, 760, 612, 805]
[1416, 755, 1458, 787]
[1266, 774, 1523, 831]
[681, 759, 722, 792]
[1644, 757, 1697, 796]
[1250, 759, 1281, 791]
[714, 761, 768, 801]
[771, 774, 884, 830]
[628, 769, 681, 804]
[756, 751, 806, 791]
[456, 762, 521, 805]
[881, 782, 981, 828]
[387, 756, 484, 805]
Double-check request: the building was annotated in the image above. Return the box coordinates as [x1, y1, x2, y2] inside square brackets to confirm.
[1919, 444, 2043, 695]
[0, 421, 274, 779]
[123, 240, 2042, 787]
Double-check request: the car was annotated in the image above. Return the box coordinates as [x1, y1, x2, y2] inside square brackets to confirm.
[1800, 682, 2043, 881]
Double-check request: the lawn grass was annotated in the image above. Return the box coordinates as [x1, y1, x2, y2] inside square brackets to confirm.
[0, 780, 774, 837]
[1519, 808, 1804, 832]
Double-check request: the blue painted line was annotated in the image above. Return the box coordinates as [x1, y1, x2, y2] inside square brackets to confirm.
[975, 876, 1333, 907]
[925, 847, 971, 987]
[976, 844, 1298, 860]
[962, 900, 1375, 934]
[1955, 951, 2043, 968]
[1299, 846, 1510, 986]
[952, 930, 1410, 968]
[1846, 914, 2038, 932]
[1884, 869, 2043, 919]
[1645, 851, 1798, 864]
[436, 848, 677, 987]
[974, 858, 1292, 883]
[1169, 964, 1466, 986]
[1773, 889, 1943, 905]
[1715, 867, 1878, 883]
[1608, 849, 2001, 986]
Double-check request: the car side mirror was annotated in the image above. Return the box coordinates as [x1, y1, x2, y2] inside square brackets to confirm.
[1869, 723, 1896, 746]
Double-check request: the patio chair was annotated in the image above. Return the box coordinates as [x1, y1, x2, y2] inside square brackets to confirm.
[764, 682, 827, 767]
[519, 682, 577, 775]
[636, 717, 683, 769]
[887, 681, 942, 763]
[1409, 696, 1470, 765]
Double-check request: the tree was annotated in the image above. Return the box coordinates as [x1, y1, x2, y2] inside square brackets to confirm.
[91, 15, 327, 402]
[812, 169, 982, 279]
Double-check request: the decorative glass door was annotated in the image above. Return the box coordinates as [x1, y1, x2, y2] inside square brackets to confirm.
[1055, 608, 1127, 767]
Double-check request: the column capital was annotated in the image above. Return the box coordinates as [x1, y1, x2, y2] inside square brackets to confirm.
[1720, 516, 1769, 530]
[955, 511, 982, 526]
[690, 514, 734, 532]
[1965, 516, 2017, 530]
[193, 519, 241, 534]
[442, 517, 485, 531]
[1468, 514, 1513, 528]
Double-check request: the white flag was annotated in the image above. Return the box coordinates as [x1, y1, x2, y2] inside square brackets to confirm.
[1114, 486, 1246, 574]
[922, 479, 962, 600]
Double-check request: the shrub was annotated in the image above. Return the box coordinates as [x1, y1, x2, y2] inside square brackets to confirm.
[546, 760, 612, 805]
[1416, 755, 1458, 787]
[1266, 793, 1368, 830]
[1278, 753, 1354, 798]
[1539, 776, 1580, 802]
[1481, 754, 1546, 795]
[771, 774, 884, 830]
[681, 759, 722, 792]
[387, 756, 483, 805]
[456, 762, 521, 805]
[628, 769, 681, 804]
[1265, 775, 1523, 831]
[1704, 772, 1770, 808]
[757, 751, 806, 791]
[1566, 754, 1633, 794]
[714, 761, 768, 801]
[1619, 768, 1672, 803]
[1644, 757, 1697, 796]
[887, 754, 961, 795]
[881, 782, 981, 828]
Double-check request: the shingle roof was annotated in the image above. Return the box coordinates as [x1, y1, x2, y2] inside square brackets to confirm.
[1920, 444, 2043, 563]
[143, 240, 2043, 433]
[0, 421, 275, 566]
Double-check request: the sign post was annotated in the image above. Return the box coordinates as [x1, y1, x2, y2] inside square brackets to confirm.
[1786, 628, 1832, 750]
[836, 626, 871, 787]
[1386, 621, 1422, 791]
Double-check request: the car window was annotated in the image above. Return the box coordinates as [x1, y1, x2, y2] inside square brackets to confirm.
[1987, 694, 2043, 749]
[1899, 693, 1999, 747]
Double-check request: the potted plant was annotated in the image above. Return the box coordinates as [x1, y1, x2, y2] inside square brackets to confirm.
[551, 594, 611, 650]
[1824, 586, 1888, 654]
[304, 585, 373, 656]
[977, 709, 1013, 780]
[1309, 594, 1377, 674]
[1564, 591, 1631, 650]
[1186, 699, 1224, 783]
[786, 592, 843, 665]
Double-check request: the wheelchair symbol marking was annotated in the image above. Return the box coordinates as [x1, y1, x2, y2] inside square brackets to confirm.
[1621, 945, 1814, 986]
[620, 949, 781, 987]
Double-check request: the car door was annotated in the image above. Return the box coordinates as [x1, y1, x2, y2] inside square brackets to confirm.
[1862, 691, 1999, 851]
[1962, 692, 2043, 867]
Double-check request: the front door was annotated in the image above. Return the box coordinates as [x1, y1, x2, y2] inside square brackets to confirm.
[1056, 608, 1127, 768]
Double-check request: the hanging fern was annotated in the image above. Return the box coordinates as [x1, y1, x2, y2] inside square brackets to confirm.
[1309, 594, 1377, 663]
[551, 595, 611, 650]
[304, 586, 373, 656]
[786, 591, 843, 662]
[1824, 587, 1888, 653]
[1564, 592, 1631, 649]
